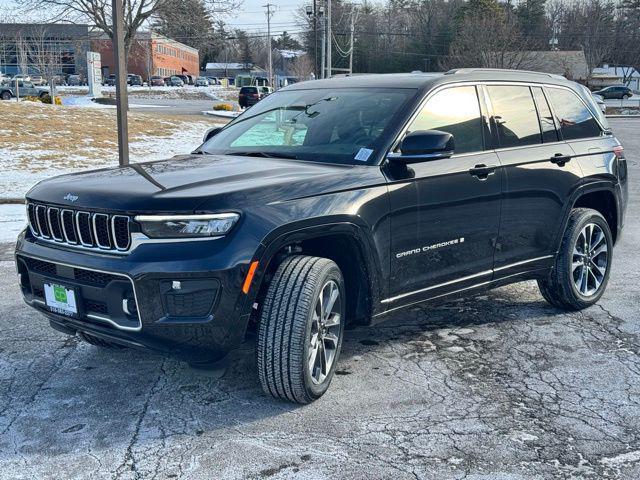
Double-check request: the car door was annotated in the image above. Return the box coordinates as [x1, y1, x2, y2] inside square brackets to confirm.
[486, 84, 583, 276]
[384, 85, 502, 307]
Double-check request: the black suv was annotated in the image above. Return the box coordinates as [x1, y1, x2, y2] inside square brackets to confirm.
[16, 69, 629, 403]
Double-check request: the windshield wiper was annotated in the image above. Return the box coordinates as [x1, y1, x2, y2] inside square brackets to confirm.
[227, 151, 299, 160]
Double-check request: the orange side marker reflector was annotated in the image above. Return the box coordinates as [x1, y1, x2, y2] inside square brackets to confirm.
[242, 261, 259, 294]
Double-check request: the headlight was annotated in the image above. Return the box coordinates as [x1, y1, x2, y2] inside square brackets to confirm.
[134, 213, 240, 238]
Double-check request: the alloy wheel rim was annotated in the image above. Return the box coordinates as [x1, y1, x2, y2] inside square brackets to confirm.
[308, 280, 342, 385]
[572, 223, 609, 297]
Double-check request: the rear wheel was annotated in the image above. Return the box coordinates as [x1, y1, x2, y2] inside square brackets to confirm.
[538, 208, 613, 310]
[1, 91, 11, 101]
[257, 255, 345, 404]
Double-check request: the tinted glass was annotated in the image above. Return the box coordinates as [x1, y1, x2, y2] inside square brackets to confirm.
[546, 87, 601, 140]
[202, 88, 415, 165]
[531, 87, 559, 143]
[408, 86, 483, 154]
[487, 85, 541, 148]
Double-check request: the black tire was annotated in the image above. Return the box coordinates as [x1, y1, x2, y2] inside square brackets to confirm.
[1, 91, 11, 101]
[257, 255, 346, 404]
[623, 94, 631, 100]
[78, 331, 126, 349]
[538, 208, 613, 310]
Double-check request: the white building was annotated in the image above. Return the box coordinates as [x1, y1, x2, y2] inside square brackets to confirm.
[591, 65, 640, 91]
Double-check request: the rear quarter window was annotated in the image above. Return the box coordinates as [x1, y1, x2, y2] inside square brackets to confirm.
[546, 87, 602, 140]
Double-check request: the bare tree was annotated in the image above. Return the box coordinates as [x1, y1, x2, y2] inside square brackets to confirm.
[289, 54, 314, 80]
[16, 0, 239, 58]
[25, 25, 65, 81]
[446, 11, 532, 69]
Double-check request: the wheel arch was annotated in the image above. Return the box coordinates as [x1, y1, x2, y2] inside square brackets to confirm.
[556, 182, 620, 251]
[243, 221, 384, 333]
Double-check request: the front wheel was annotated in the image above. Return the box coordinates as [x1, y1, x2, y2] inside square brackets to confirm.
[257, 255, 345, 404]
[1, 91, 11, 101]
[538, 208, 613, 310]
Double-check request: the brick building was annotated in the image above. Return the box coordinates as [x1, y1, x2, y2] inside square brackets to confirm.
[93, 32, 199, 79]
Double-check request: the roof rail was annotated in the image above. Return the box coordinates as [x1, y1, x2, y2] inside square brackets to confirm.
[444, 68, 566, 80]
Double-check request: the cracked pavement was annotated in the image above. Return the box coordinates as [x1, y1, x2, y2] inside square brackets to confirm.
[0, 118, 639, 479]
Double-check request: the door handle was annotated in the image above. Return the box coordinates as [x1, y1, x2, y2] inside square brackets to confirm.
[550, 153, 572, 166]
[469, 164, 497, 180]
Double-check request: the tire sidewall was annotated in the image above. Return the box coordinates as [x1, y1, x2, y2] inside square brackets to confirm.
[564, 212, 613, 305]
[301, 264, 346, 400]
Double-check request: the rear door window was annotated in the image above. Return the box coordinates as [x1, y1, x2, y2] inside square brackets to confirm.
[546, 87, 602, 140]
[408, 85, 484, 154]
[531, 87, 559, 143]
[487, 85, 542, 148]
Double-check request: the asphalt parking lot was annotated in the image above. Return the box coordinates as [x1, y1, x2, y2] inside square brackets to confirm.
[0, 118, 639, 479]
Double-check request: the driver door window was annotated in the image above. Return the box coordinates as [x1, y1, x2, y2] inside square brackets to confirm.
[407, 86, 484, 154]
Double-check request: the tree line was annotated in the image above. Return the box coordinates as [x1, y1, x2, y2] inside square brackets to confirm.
[8, 0, 640, 77]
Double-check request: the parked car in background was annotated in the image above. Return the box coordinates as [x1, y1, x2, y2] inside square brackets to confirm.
[67, 74, 83, 86]
[592, 85, 633, 99]
[0, 80, 49, 100]
[104, 74, 116, 86]
[175, 74, 191, 85]
[238, 86, 268, 108]
[167, 76, 184, 87]
[30, 75, 47, 86]
[149, 75, 166, 87]
[206, 76, 219, 85]
[12, 74, 31, 82]
[194, 77, 209, 87]
[127, 74, 143, 86]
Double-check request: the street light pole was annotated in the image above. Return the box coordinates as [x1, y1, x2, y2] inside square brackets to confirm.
[264, 3, 275, 88]
[112, 0, 130, 167]
[326, 0, 332, 78]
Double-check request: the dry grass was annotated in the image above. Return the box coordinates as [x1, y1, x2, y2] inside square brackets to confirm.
[0, 101, 218, 172]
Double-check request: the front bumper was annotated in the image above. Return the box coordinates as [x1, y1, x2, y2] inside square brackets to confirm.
[15, 231, 255, 363]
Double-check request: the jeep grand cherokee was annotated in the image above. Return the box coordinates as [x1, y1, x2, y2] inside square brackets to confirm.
[16, 69, 629, 403]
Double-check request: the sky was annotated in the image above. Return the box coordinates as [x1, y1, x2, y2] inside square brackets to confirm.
[226, 1, 301, 34]
[0, 0, 303, 35]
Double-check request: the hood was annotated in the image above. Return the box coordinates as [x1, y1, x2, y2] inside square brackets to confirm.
[26, 154, 374, 213]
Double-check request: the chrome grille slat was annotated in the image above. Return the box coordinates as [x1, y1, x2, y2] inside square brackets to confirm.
[35, 205, 51, 238]
[26, 202, 132, 254]
[61, 209, 78, 244]
[111, 215, 131, 251]
[47, 207, 63, 241]
[76, 211, 94, 247]
[93, 213, 111, 249]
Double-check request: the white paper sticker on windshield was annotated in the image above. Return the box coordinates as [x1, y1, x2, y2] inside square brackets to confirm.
[354, 148, 374, 162]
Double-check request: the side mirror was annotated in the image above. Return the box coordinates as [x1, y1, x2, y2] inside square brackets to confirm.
[388, 130, 454, 164]
[203, 127, 223, 143]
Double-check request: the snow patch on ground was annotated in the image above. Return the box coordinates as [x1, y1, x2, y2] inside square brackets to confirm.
[0, 204, 27, 243]
[56, 85, 233, 102]
[0, 122, 209, 199]
[600, 450, 640, 467]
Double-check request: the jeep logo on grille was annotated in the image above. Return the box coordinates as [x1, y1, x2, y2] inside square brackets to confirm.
[63, 193, 79, 202]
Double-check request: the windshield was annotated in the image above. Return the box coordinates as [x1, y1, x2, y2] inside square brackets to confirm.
[201, 87, 416, 165]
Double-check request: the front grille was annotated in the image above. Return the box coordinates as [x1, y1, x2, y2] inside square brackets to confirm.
[73, 268, 119, 288]
[27, 203, 131, 252]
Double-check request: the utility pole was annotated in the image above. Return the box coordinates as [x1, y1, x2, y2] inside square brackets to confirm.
[348, 7, 356, 74]
[320, 14, 326, 79]
[325, 0, 332, 78]
[263, 3, 276, 88]
[112, 0, 129, 166]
